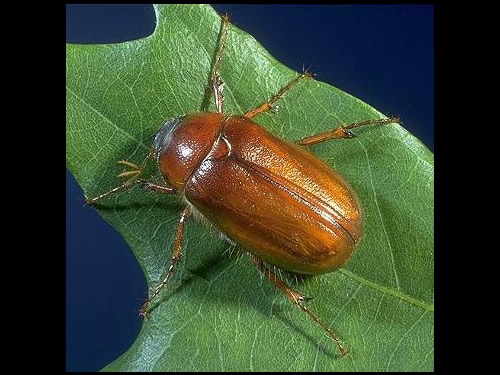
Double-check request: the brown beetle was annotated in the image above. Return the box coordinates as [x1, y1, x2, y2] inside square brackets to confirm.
[86, 15, 399, 356]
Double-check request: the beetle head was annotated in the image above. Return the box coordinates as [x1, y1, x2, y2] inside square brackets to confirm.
[152, 117, 185, 158]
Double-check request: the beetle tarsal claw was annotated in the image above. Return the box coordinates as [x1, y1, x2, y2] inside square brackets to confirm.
[139, 301, 150, 319]
[302, 70, 315, 79]
[140, 181, 154, 191]
[270, 104, 279, 113]
[84, 195, 94, 206]
[215, 75, 225, 91]
[341, 127, 356, 138]
[296, 294, 314, 303]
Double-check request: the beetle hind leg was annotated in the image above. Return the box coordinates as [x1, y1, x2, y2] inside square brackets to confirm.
[295, 116, 401, 146]
[249, 254, 348, 356]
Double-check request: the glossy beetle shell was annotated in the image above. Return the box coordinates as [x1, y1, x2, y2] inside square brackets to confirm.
[154, 113, 362, 275]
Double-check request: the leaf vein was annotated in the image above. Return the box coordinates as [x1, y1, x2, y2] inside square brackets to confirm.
[386, 310, 428, 371]
[66, 86, 150, 151]
[339, 269, 433, 312]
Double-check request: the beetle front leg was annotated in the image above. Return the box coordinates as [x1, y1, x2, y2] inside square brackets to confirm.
[295, 116, 401, 146]
[85, 179, 175, 205]
[140, 206, 192, 318]
[249, 254, 348, 357]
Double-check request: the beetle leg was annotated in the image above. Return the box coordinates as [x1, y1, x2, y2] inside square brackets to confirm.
[140, 206, 192, 318]
[244, 70, 314, 119]
[249, 254, 348, 356]
[85, 179, 175, 205]
[295, 116, 401, 146]
[204, 14, 230, 113]
[139, 181, 177, 194]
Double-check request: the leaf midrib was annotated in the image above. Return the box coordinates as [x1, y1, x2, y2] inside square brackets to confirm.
[339, 269, 433, 312]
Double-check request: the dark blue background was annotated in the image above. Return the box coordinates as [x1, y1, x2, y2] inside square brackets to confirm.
[66, 4, 434, 372]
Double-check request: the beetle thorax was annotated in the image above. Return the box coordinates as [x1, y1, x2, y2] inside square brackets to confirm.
[153, 113, 226, 191]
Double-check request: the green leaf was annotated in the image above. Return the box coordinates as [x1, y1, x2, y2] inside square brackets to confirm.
[66, 4, 434, 372]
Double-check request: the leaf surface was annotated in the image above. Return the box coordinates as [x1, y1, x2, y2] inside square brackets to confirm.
[66, 4, 434, 371]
